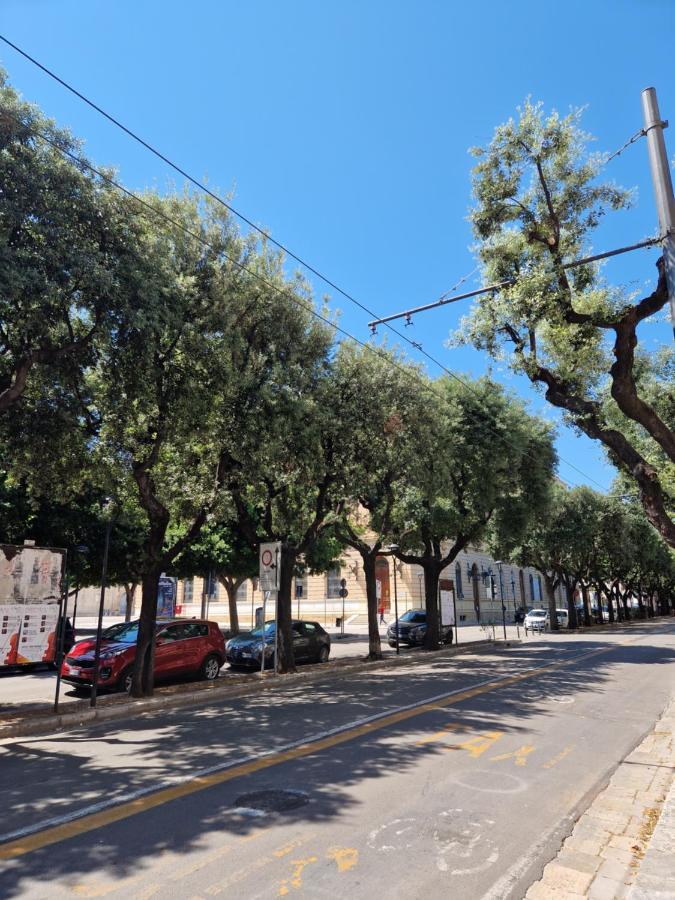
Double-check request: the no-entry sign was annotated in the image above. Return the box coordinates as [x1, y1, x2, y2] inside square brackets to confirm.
[259, 542, 281, 591]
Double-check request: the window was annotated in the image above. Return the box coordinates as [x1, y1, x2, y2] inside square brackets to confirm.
[536, 575, 543, 603]
[158, 623, 188, 642]
[183, 578, 194, 604]
[182, 622, 208, 638]
[304, 622, 317, 634]
[236, 580, 248, 601]
[455, 563, 464, 599]
[326, 566, 341, 599]
[529, 573, 535, 603]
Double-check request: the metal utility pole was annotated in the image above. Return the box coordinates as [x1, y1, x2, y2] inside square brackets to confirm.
[641, 87, 675, 340]
[90, 509, 113, 708]
[388, 545, 400, 655]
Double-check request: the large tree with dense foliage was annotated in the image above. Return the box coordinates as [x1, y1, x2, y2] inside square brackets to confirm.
[0, 71, 130, 413]
[389, 376, 556, 649]
[462, 100, 675, 547]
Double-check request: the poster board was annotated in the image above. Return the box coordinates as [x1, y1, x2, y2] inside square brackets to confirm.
[0, 544, 65, 666]
[440, 588, 455, 627]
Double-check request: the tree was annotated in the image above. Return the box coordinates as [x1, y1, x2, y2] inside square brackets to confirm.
[331, 343, 425, 660]
[170, 516, 258, 635]
[463, 100, 675, 547]
[389, 376, 556, 649]
[0, 71, 130, 413]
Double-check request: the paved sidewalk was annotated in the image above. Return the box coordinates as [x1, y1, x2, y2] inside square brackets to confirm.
[526, 698, 675, 899]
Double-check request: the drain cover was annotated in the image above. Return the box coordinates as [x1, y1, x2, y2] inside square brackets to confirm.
[233, 789, 309, 813]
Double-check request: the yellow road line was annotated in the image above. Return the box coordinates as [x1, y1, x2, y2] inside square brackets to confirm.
[0, 641, 629, 860]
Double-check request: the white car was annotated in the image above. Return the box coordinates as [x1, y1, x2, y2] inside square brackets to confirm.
[524, 608, 569, 634]
[524, 609, 548, 634]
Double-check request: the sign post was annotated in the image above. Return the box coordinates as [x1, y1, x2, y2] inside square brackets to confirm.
[259, 543, 281, 675]
[339, 578, 348, 638]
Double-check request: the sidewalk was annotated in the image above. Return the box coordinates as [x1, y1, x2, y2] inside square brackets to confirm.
[526, 697, 675, 899]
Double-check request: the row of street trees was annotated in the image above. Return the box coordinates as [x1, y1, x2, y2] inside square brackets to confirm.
[1, 75, 672, 694]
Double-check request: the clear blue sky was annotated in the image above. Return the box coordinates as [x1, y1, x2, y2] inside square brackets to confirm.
[2, 0, 673, 491]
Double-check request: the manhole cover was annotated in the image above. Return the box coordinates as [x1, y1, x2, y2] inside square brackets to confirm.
[233, 789, 309, 813]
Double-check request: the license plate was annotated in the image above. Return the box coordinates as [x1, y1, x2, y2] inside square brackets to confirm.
[68, 666, 80, 677]
[241, 652, 252, 659]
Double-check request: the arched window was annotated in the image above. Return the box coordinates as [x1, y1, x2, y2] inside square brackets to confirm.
[536, 575, 543, 603]
[529, 572, 535, 603]
[455, 563, 464, 599]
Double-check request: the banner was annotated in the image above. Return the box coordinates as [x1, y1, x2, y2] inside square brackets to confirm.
[0, 545, 65, 666]
[157, 575, 176, 617]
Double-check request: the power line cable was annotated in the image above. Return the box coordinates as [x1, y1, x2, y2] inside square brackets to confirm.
[604, 128, 646, 165]
[7, 107, 601, 492]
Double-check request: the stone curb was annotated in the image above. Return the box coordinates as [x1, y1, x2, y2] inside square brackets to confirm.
[0, 638, 517, 741]
[525, 696, 675, 899]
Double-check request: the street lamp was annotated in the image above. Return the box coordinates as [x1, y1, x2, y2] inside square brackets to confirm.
[494, 561, 507, 640]
[387, 545, 400, 655]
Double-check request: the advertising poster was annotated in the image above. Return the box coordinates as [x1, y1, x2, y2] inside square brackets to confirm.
[0, 606, 22, 666]
[157, 575, 176, 618]
[0, 544, 65, 666]
[440, 588, 455, 627]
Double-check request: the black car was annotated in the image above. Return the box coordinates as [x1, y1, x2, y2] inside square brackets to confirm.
[387, 609, 453, 647]
[226, 620, 331, 669]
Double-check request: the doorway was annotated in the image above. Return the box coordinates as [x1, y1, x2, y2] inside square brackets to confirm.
[375, 557, 391, 611]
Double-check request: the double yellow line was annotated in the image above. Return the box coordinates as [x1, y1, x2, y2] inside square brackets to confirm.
[0, 641, 626, 859]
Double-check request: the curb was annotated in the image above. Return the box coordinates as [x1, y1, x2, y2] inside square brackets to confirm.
[0, 638, 518, 740]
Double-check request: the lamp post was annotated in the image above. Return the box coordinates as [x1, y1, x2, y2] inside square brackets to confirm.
[494, 561, 507, 640]
[510, 573, 520, 638]
[91, 500, 114, 709]
[387, 545, 400, 655]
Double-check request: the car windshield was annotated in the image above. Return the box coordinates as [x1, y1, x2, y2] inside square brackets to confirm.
[400, 611, 426, 623]
[104, 622, 140, 643]
[102, 622, 129, 639]
[529, 610, 546, 618]
[249, 622, 276, 637]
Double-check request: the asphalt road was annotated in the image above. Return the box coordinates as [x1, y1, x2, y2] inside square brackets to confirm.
[1, 620, 674, 899]
[0, 623, 514, 711]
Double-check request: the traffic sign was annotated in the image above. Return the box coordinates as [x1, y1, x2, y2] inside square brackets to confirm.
[259, 542, 281, 591]
[340, 577, 347, 588]
[339, 587, 349, 598]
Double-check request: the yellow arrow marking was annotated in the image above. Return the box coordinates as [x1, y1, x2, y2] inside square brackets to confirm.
[490, 744, 535, 766]
[543, 745, 575, 769]
[446, 730, 504, 758]
[278, 856, 318, 896]
[328, 846, 359, 872]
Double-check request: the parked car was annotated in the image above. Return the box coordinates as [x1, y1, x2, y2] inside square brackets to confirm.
[387, 609, 453, 648]
[226, 620, 330, 669]
[61, 618, 225, 693]
[524, 608, 569, 633]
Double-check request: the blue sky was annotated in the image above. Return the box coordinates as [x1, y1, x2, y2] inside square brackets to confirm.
[2, 0, 673, 491]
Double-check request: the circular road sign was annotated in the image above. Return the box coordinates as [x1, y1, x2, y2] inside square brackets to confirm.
[261, 549, 274, 567]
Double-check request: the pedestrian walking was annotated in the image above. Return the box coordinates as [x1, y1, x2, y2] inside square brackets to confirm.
[378, 600, 386, 624]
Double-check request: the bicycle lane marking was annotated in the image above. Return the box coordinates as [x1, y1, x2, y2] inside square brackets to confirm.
[0, 638, 639, 860]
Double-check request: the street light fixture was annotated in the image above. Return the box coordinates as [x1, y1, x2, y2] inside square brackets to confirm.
[386, 545, 400, 655]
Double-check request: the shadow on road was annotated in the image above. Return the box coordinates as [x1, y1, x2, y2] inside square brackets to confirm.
[0, 620, 674, 896]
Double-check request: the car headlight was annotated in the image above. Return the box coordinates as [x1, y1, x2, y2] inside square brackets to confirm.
[225, 640, 233, 652]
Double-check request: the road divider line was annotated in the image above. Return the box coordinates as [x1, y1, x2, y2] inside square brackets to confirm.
[0, 640, 634, 860]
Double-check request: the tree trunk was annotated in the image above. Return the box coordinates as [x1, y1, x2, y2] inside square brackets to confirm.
[221, 578, 241, 635]
[361, 551, 382, 660]
[581, 583, 592, 627]
[605, 586, 615, 623]
[123, 582, 137, 622]
[564, 579, 578, 628]
[276, 545, 296, 674]
[544, 574, 559, 631]
[131, 567, 161, 697]
[423, 563, 441, 651]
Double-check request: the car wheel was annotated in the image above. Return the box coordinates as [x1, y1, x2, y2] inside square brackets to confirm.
[117, 668, 133, 694]
[201, 654, 221, 681]
[317, 645, 330, 663]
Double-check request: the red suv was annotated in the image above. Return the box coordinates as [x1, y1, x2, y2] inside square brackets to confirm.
[61, 619, 225, 693]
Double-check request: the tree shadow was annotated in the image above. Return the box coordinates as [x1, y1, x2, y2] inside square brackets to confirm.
[1, 625, 674, 897]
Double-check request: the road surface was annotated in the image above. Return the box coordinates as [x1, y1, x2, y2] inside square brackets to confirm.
[1, 620, 673, 899]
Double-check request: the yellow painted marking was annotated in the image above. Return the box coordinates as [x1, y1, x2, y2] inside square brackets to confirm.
[415, 722, 460, 745]
[0, 641, 634, 860]
[490, 744, 535, 766]
[278, 855, 318, 896]
[446, 731, 504, 758]
[274, 839, 306, 859]
[328, 846, 359, 872]
[543, 744, 575, 769]
[201, 836, 312, 896]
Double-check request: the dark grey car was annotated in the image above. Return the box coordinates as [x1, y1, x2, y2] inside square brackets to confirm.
[225, 620, 331, 669]
[387, 609, 453, 647]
